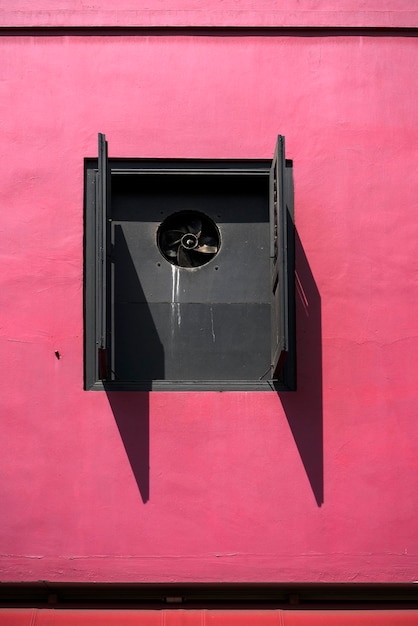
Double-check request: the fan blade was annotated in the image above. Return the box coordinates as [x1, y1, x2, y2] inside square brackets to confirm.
[195, 235, 218, 254]
[161, 230, 183, 248]
[200, 234, 217, 245]
[195, 245, 218, 254]
[177, 246, 192, 268]
[187, 219, 202, 237]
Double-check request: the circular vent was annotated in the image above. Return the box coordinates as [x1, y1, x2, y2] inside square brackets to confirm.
[157, 211, 220, 268]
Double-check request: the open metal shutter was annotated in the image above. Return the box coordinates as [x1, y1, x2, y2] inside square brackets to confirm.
[270, 135, 289, 379]
[96, 132, 110, 380]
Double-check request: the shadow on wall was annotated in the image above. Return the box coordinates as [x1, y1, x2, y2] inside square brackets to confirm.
[106, 391, 150, 504]
[105, 230, 323, 508]
[104, 226, 160, 504]
[280, 229, 323, 506]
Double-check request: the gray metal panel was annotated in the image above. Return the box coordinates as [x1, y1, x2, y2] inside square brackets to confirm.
[113, 303, 271, 382]
[111, 208, 271, 382]
[112, 221, 270, 305]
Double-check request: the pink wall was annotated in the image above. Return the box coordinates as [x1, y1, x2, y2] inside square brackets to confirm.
[1, 4, 418, 583]
[3, 0, 418, 27]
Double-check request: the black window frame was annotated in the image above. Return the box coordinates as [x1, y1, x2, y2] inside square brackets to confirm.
[84, 134, 295, 392]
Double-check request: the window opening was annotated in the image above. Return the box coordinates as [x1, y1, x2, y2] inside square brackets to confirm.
[84, 134, 295, 391]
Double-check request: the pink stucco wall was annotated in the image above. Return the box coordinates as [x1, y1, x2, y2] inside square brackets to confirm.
[1, 3, 418, 583]
[2, 0, 418, 27]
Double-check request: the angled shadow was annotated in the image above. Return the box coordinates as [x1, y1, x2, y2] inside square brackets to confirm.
[106, 391, 150, 503]
[112, 225, 165, 383]
[279, 229, 323, 506]
[105, 226, 165, 503]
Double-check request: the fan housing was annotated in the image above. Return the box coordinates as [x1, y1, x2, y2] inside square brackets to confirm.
[157, 210, 220, 268]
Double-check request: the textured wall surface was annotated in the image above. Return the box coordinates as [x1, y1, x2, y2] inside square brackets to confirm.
[2, 0, 418, 27]
[1, 2, 418, 583]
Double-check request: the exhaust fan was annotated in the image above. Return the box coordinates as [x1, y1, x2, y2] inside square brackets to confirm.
[157, 210, 220, 268]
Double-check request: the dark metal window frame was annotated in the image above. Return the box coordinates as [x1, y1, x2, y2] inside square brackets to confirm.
[84, 135, 295, 392]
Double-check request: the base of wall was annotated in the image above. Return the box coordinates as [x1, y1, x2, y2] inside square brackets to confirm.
[0, 583, 417, 610]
